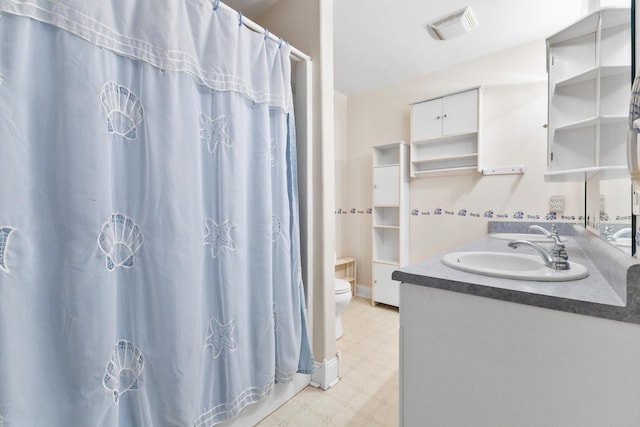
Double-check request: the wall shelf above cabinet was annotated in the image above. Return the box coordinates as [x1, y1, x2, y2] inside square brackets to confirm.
[411, 152, 479, 175]
[553, 116, 627, 132]
[545, 6, 631, 182]
[554, 66, 629, 89]
[410, 88, 483, 177]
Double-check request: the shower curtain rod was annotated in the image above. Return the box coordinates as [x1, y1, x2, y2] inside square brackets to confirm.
[216, 1, 311, 63]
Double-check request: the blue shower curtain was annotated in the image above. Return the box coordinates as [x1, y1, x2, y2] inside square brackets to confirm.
[0, 1, 313, 425]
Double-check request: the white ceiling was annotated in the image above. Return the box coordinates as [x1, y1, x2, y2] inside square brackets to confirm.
[226, 0, 593, 96]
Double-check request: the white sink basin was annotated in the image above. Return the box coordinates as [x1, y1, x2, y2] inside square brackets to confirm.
[490, 233, 568, 243]
[441, 251, 588, 282]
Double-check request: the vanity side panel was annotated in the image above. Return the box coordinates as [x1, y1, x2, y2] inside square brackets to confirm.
[400, 283, 640, 427]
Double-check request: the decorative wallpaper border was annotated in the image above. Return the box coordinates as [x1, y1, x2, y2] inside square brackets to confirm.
[335, 207, 585, 222]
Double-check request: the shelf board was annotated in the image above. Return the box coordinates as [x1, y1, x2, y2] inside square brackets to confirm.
[554, 65, 630, 89]
[554, 68, 599, 88]
[555, 117, 598, 132]
[598, 165, 629, 180]
[413, 153, 478, 165]
[411, 131, 478, 146]
[373, 224, 400, 229]
[554, 115, 626, 133]
[544, 165, 628, 182]
[372, 259, 400, 266]
[599, 115, 626, 125]
[373, 163, 400, 168]
[412, 165, 478, 176]
[600, 65, 631, 79]
[544, 167, 599, 182]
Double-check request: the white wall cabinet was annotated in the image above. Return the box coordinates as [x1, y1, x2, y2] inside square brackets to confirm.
[545, 6, 631, 182]
[410, 88, 482, 176]
[372, 142, 409, 307]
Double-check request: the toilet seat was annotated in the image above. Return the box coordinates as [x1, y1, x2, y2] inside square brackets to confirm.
[335, 278, 351, 294]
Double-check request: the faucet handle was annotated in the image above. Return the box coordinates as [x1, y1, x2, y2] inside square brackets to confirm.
[550, 233, 563, 245]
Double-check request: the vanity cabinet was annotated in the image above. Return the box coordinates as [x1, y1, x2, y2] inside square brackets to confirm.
[410, 87, 483, 176]
[400, 283, 640, 427]
[371, 142, 409, 307]
[545, 6, 631, 181]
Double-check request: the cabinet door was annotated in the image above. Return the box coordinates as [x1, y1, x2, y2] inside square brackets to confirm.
[411, 97, 443, 141]
[373, 262, 399, 307]
[373, 165, 399, 206]
[442, 89, 478, 136]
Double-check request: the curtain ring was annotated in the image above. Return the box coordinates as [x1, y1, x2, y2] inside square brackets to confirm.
[213, 0, 220, 11]
[278, 37, 283, 48]
[264, 28, 269, 40]
[238, 11, 243, 27]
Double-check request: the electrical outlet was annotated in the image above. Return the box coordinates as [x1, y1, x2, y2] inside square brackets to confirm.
[549, 195, 565, 212]
[599, 194, 606, 214]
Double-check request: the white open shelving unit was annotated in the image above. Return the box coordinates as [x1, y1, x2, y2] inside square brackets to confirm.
[545, 6, 631, 182]
[371, 142, 409, 307]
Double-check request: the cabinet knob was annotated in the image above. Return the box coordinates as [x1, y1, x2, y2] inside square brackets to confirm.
[443, 114, 447, 118]
[436, 115, 441, 120]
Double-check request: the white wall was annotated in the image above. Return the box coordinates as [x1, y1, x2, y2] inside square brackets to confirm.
[337, 39, 585, 287]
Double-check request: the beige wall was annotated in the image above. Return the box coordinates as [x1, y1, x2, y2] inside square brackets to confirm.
[258, 0, 336, 362]
[334, 92, 348, 254]
[336, 39, 585, 287]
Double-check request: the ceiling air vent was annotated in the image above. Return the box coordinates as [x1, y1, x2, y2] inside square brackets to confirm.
[427, 7, 478, 41]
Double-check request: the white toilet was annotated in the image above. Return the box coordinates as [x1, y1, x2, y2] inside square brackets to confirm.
[335, 278, 352, 339]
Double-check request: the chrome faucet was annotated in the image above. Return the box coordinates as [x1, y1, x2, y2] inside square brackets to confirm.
[529, 224, 557, 237]
[508, 236, 571, 271]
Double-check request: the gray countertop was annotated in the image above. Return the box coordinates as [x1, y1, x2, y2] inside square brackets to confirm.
[392, 224, 640, 324]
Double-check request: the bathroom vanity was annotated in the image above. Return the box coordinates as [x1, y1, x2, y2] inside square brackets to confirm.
[394, 224, 640, 427]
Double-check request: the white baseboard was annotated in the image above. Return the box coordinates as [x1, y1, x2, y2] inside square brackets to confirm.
[310, 355, 340, 390]
[356, 283, 371, 299]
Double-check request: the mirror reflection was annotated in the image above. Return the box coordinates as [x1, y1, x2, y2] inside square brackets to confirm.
[599, 177, 633, 253]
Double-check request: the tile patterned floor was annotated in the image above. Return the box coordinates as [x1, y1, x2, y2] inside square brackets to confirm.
[256, 297, 400, 426]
